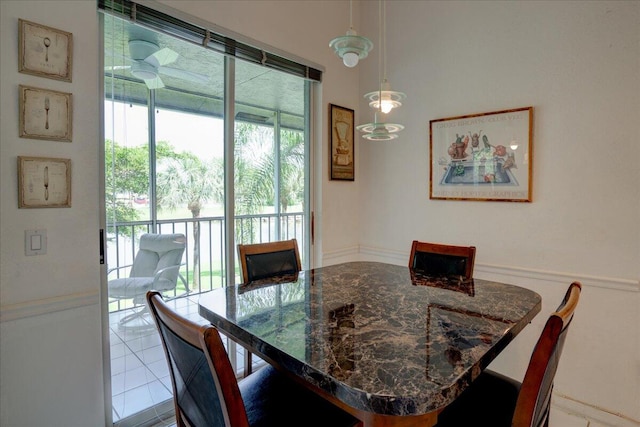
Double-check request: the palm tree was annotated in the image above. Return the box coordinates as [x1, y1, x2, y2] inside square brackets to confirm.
[234, 123, 304, 243]
[156, 154, 222, 290]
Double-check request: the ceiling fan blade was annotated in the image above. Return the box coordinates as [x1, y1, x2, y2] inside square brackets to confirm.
[145, 47, 179, 67]
[105, 65, 131, 71]
[144, 76, 165, 89]
[157, 66, 208, 84]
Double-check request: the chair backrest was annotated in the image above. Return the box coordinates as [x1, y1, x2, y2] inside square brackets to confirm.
[130, 233, 185, 283]
[513, 281, 582, 427]
[146, 291, 249, 427]
[408, 240, 476, 280]
[237, 238, 301, 285]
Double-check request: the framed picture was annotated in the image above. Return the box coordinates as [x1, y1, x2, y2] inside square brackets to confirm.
[19, 19, 73, 82]
[19, 85, 72, 142]
[430, 107, 533, 202]
[18, 156, 71, 208]
[329, 104, 355, 181]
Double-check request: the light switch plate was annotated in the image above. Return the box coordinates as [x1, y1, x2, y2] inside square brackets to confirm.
[25, 229, 47, 256]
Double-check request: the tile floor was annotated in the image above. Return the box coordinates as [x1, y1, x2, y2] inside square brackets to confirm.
[109, 292, 260, 427]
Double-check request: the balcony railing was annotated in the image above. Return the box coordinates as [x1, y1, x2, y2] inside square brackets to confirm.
[106, 212, 305, 313]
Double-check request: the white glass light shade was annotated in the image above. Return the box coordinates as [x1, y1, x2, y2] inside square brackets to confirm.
[342, 52, 360, 68]
[364, 81, 406, 114]
[329, 29, 373, 68]
[356, 115, 404, 141]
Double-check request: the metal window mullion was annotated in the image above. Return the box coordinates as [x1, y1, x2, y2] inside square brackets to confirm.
[224, 56, 235, 288]
[303, 80, 312, 269]
[274, 111, 281, 240]
[148, 90, 158, 233]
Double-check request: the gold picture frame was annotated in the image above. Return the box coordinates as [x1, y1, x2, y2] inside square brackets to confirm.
[19, 85, 72, 142]
[18, 156, 71, 208]
[19, 19, 73, 82]
[429, 107, 533, 202]
[329, 104, 355, 181]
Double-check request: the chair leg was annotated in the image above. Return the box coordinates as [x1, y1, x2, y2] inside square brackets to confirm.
[117, 305, 155, 330]
[244, 351, 253, 377]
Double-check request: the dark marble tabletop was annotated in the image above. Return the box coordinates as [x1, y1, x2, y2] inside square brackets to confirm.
[198, 261, 541, 418]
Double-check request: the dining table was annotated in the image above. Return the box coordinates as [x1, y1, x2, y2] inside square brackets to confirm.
[198, 261, 542, 427]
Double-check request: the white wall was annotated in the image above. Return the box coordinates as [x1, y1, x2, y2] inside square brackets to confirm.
[356, 1, 640, 425]
[1, 1, 638, 426]
[0, 1, 361, 426]
[0, 1, 104, 426]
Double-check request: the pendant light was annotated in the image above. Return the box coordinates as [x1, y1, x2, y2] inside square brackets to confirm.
[363, 0, 405, 113]
[329, 0, 373, 68]
[357, 0, 404, 141]
[356, 112, 404, 141]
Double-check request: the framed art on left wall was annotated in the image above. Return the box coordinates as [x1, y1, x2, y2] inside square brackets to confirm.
[19, 85, 72, 142]
[18, 156, 71, 208]
[19, 19, 73, 82]
[329, 104, 355, 181]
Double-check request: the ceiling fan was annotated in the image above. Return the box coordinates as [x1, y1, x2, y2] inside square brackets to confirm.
[107, 39, 208, 89]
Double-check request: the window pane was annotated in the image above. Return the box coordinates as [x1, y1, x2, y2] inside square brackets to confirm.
[233, 59, 307, 265]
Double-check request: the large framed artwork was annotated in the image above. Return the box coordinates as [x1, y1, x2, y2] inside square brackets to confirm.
[429, 107, 533, 202]
[330, 104, 355, 181]
[19, 19, 73, 82]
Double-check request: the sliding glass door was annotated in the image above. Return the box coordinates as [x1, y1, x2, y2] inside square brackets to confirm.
[102, 9, 312, 425]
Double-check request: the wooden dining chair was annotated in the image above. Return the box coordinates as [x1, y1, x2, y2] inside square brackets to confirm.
[409, 240, 476, 280]
[435, 281, 582, 427]
[236, 238, 302, 376]
[237, 238, 302, 285]
[146, 291, 361, 427]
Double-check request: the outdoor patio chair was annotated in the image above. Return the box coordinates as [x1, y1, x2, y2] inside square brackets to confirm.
[108, 233, 188, 328]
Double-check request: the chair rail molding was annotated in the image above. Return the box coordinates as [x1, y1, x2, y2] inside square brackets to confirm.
[355, 245, 638, 293]
[0, 290, 99, 323]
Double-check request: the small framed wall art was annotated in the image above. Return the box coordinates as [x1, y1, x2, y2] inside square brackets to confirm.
[329, 104, 355, 181]
[18, 156, 71, 208]
[19, 85, 72, 142]
[19, 19, 73, 82]
[429, 107, 533, 202]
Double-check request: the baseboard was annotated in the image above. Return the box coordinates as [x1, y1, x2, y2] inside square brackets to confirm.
[553, 393, 640, 427]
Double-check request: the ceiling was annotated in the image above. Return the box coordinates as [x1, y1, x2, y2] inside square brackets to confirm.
[103, 14, 307, 130]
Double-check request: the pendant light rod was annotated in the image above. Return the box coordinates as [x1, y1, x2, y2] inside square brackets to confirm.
[377, 0, 383, 112]
[382, 0, 387, 82]
[364, 0, 406, 114]
[349, 0, 353, 29]
[358, 0, 405, 140]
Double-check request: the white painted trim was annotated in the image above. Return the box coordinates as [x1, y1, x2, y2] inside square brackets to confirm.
[4, 246, 635, 323]
[476, 263, 639, 293]
[0, 290, 99, 323]
[552, 392, 640, 427]
[326, 245, 640, 293]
